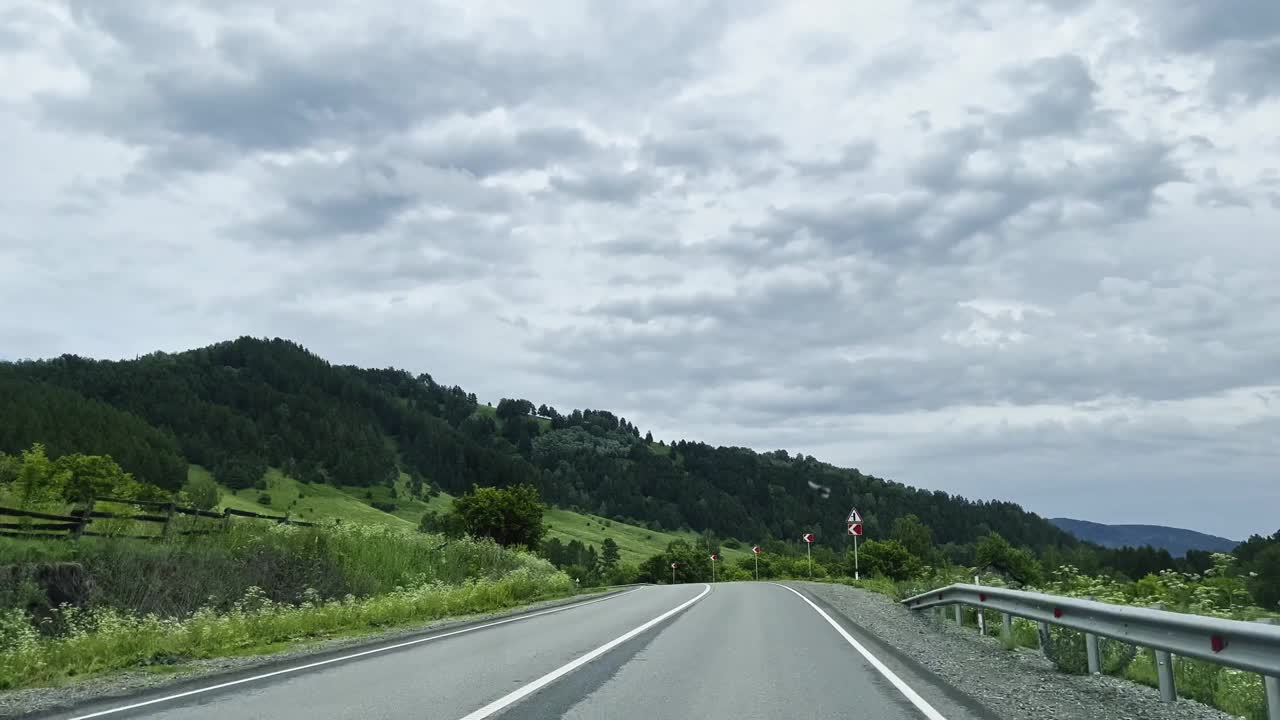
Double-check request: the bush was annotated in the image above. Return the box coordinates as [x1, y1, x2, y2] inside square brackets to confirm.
[257, 493, 272, 506]
[182, 474, 221, 511]
[857, 539, 921, 581]
[370, 501, 397, 513]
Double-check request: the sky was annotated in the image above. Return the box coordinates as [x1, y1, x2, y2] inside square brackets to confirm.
[2, 1, 1277, 539]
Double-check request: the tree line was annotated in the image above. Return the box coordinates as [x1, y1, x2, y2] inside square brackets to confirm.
[3, 336, 1263, 587]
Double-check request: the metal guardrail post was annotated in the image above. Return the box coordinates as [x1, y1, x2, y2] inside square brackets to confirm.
[954, 604, 963, 625]
[1085, 595, 1100, 674]
[1002, 612, 1012, 638]
[1038, 621, 1053, 657]
[1154, 649, 1177, 702]
[1257, 619, 1280, 720]
[1085, 632, 1101, 674]
[1148, 604, 1176, 702]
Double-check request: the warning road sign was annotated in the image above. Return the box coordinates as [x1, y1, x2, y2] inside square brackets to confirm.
[847, 507, 862, 523]
[751, 545, 761, 555]
[848, 523, 863, 536]
[802, 533, 815, 543]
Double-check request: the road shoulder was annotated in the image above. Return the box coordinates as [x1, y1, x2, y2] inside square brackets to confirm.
[791, 582, 1235, 720]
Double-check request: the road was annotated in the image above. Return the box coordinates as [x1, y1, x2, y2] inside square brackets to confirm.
[45, 583, 996, 720]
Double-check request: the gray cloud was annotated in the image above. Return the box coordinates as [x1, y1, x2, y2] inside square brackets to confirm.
[418, 125, 600, 178]
[998, 54, 1098, 138]
[244, 150, 517, 243]
[792, 141, 878, 177]
[645, 127, 784, 174]
[548, 167, 660, 204]
[1133, 1, 1280, 103]
[4, 0, 1279, 536]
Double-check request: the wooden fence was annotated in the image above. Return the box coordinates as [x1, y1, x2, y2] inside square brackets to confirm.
[0, 497, 316, 541]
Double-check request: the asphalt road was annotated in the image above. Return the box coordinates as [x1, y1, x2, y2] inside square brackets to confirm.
[46, 583, 997, 720]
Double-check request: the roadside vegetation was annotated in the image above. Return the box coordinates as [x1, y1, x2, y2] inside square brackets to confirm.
[0, 448, 573, 691]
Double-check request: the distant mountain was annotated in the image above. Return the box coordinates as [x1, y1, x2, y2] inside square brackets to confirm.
[1050, 518, 1237, 557]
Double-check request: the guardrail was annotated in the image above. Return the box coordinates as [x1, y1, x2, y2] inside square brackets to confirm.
[0, 497, 317, 541]
[903, 583, 1280, 719]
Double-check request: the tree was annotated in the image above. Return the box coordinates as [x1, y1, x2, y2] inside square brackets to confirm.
[418, 509, 466, 538]
[451, 484, 546, 548]
[1246, 544, 1280, 610]
[644, 431, 654, 443]
[639, 539, 709, 583]
[183, 472, 221, 510]
[53, 452, 145, 503]
[976, 532, 1042, 586]
[891, 514, 935, 561]
[601, 537, 621, 568]
[214, 454, 267, 490]
[857, 539, 921, 580]
[495, 398, 535, 423]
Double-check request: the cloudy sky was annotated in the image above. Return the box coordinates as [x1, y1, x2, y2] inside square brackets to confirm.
[3, 1, 1278, 538]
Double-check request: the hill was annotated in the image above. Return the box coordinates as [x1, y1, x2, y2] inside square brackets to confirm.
[1050, 518, 1238, 557]
[1, 336, 1077, 554]
[194, 465, 735, 565]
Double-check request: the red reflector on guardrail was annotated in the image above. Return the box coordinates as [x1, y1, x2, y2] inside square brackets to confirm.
[979, 593, 987, 602]
[1211, 635, 1226, 653]
[1054, 608, 1064, 618]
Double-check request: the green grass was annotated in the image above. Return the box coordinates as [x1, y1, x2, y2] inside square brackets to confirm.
[543, 508, 748, 565]
[194, 465, 723, 565]
[0, 565, 574, 690]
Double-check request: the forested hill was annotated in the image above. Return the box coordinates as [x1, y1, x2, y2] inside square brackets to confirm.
[1, 337, 1076, 549]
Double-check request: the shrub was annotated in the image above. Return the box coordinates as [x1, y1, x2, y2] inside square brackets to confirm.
[257, 493, 272, 506]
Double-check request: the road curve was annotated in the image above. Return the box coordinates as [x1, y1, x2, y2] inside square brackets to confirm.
[40, 583, 996, 720]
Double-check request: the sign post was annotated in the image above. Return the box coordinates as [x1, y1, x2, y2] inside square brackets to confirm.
[671, 562, 678, 585]
[709, 554, 718, 583]
[847, 508, 863, 580]
[802, 533, 815, 578]
[751, 545, 761, 581]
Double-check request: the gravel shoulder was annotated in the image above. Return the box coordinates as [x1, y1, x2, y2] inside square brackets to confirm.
[793, 582, 1236, 720]
[0, 588, 621, 719]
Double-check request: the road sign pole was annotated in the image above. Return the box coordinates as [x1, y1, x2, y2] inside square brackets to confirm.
[854, 533, 859, 580]
[807, 541, 812, 579]
[712, 557, 716, 583]
[754, 553, 758, 581]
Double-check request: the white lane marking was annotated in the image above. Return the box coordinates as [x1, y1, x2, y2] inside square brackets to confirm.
[455, 584, 713, 720]
[65, 588, 646, 720]
[772, 583, 949, 720]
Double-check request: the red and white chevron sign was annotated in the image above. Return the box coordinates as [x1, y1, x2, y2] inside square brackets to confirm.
[802, 533, 815, 543]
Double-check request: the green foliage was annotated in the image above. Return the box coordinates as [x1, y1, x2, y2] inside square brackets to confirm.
[601, 538, 620, 568]
[215, 454, 268, 491]
[891, 514, 935, 561]
[418, 509, 466, 538]
[1246, 544, 1280, 610]
[0, 444, 158, 510]
[976, 532, 1042, 586]
[0, 523, 561, 621]
[451, 484, 546, 548]
[0, 373, 187, 491]
[856, 539, 922, 581]
[182, 470, 221, 510]
[639, 539, 714, 583]
[0, 560, 571, 690]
